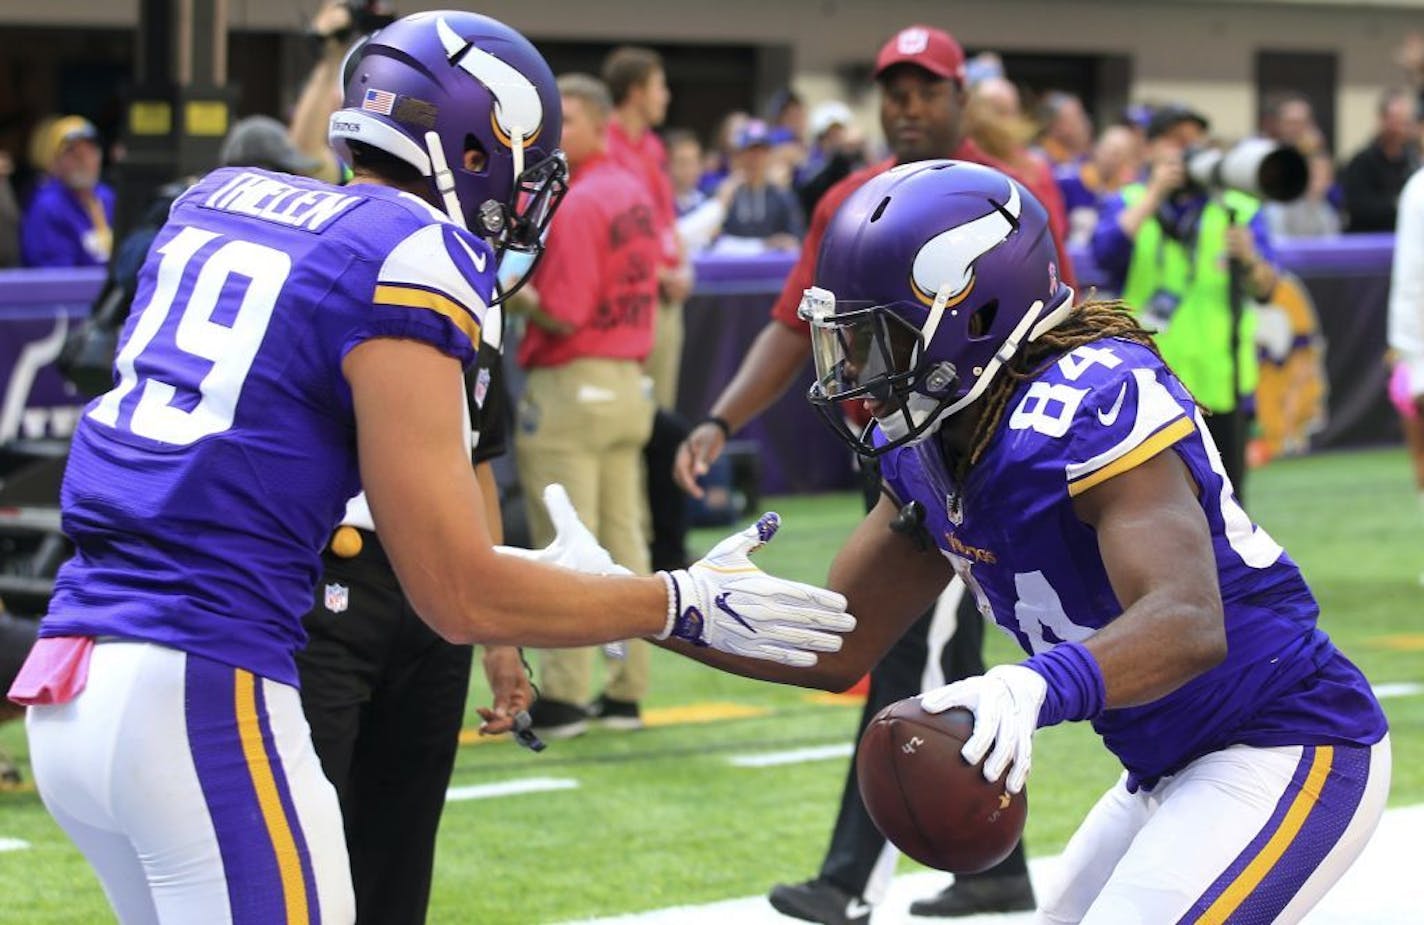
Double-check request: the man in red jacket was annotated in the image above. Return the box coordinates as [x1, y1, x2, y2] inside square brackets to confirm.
[674, 24, 1073, 924]
[515, 74, 663, 738]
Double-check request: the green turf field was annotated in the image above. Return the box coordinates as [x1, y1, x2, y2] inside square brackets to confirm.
[1, 447, 1420, 923]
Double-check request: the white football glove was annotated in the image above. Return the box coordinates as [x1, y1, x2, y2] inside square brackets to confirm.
[494, 484, 631, 576]
[919, 664, 1047, 795]
[657, 512, 855, 668]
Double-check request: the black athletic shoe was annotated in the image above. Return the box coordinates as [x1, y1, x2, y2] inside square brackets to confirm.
[587, 694, 643, 731]
[909, 875, 1036, 917]
[527, 698, 588, 740]
[768, 878, 871, 925]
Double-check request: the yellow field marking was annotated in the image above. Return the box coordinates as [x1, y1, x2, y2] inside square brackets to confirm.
[804, 691, 868, 707]
[1368, 634, 1424, 652]
[459, 701, 774, 746]
[644, 702, 770, 726]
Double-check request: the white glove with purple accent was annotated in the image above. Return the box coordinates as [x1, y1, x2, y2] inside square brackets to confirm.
[919, 664, 1047, 795]
[494, 484, 631, 576]
[656, 512, 856, 668]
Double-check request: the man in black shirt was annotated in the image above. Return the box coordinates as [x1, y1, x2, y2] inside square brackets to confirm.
[1341, 87, 1421, 232]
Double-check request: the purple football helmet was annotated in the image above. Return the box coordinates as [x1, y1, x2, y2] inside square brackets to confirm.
[329, 10, 566, 298]
[799, 160, 1074, 456]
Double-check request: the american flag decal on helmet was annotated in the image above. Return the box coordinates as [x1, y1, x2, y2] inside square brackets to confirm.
[363, 88, 396, 115]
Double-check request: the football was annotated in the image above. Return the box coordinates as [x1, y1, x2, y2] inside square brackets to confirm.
[856, 698, 1027, 874]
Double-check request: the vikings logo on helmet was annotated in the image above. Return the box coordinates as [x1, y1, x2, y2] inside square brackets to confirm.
[435, 16, 544, 149]
[909, 179, 1020, 308]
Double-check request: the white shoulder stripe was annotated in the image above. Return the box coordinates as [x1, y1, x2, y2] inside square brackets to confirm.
[1065, 368, 1186, 483]
[377, 224, 489, 322]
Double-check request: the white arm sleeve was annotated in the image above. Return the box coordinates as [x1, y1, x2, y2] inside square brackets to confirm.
[675, 199, 727, 253]
[1389, 169, 1424, 399]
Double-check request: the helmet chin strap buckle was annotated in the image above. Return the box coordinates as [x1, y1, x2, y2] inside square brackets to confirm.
[424, 130, 467, 231]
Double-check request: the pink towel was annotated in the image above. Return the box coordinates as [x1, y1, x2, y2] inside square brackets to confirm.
[6, 636, 94, 706]
[1389, 362, 1418, 422]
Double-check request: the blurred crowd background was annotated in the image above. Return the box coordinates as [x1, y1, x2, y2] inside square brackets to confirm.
[4, 0, 1424, 271]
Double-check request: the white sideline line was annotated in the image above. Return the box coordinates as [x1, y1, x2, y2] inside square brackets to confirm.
[445, 777, 578, 802]
[0, 837, 30, 852]
[560, 805, 1424, 924]
[1373, 682, 1422, 699]
[728, 743, 854, 768]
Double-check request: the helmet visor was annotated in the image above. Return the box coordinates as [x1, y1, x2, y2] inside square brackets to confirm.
[800, 289, 922, 402]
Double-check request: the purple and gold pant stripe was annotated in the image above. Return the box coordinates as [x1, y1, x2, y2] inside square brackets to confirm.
[186, 655, 322, 924]
[1180, 743, 1371, 924]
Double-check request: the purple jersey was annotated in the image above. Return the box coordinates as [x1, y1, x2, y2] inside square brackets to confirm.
[42, 167, 495, 685]
[878, 338, 1386, 788]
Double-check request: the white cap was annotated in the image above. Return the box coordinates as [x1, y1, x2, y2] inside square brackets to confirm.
[809, 101, 853, 139]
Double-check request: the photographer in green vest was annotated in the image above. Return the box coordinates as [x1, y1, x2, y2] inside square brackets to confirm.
[1091, 104, 1279, 502]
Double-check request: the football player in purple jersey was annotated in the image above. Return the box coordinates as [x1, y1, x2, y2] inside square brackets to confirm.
[7, 11, 853, 923]
[665, 160, 1390, 923]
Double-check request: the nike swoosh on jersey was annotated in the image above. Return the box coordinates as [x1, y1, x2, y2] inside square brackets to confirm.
[846, 899, 872, 918]
[452, 233, 488, 273]
[1097, 383, 1129, 426]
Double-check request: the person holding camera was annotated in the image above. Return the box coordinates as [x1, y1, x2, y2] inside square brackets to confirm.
[288, 1, 397, 183]
[1090, 104, 1278, 502]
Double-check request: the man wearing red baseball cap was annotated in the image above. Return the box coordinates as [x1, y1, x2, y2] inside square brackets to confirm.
[674, 23, 1050, 925]
[874, 23, 969, 81]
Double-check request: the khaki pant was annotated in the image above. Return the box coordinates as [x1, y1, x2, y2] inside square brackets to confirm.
[643, 299, 685, 411]
[515, 359, 655, 704]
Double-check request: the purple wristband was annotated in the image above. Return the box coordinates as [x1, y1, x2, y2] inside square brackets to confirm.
[1021, 641, 1107, 728]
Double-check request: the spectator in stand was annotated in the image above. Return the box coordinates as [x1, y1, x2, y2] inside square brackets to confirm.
[1036, 90, 1093, 167]
[1121, 102, 1156, 156]
[1056, 124, 1142, 245]
[769, 88, 809, 147]
[667, 128, 733, 253]
[796, 100, 868, 217]
[0, 152, 19, 268]
[1261, 93, 1341, 238]
[965, 77, 1075, 268]
[769, 124, 807, 191]
[1341, 87, 1420, 232]
[669, 129, 708, 218]
[515, 74, 663, 739]
[20, 116, 114, 268]
[699, 110, 750, 196]
[715, 119, 804, 252]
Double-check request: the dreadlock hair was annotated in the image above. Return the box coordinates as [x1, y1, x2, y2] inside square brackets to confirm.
[953, 297, 1187, 485]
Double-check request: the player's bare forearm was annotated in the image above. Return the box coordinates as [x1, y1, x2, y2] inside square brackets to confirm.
[347, 338, 667, 646]
[708, 320, 813, 430]
[474, 461, 503, 545]
[1071, 448, 1228, 708]
[661, 497, 950, 690]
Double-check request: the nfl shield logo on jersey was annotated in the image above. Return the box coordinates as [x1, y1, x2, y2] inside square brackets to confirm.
[324, 583, 350, 613]
[946, 491, 965, 525]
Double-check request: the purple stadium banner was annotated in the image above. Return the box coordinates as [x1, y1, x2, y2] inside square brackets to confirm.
[0, 267, 105, 443]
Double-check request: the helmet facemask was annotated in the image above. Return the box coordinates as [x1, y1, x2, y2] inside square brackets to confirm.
[802, 281, 1073, 457]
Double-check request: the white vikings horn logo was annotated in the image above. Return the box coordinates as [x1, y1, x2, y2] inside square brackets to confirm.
[909, 180, 1020, 307]
[436, 17, 544, 148]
